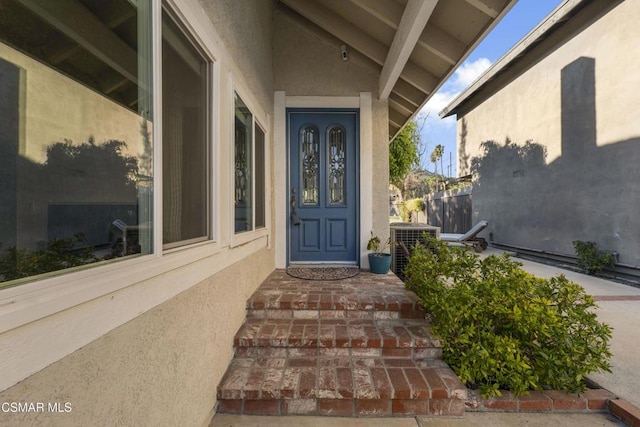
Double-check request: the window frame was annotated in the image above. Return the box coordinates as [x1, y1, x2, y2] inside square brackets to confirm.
[0, 0, 224, 335]
[160, 6, 215, 250]
[229, 82, 270, 248]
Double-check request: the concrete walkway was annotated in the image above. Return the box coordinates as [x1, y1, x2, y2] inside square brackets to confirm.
[211, 412, 624, 426]
[211, 250, 640, 426]
[509, 250, 640, 409]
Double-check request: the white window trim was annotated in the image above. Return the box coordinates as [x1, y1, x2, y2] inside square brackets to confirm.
[273, 93, 372, 268]
[229, 76, 271, 248]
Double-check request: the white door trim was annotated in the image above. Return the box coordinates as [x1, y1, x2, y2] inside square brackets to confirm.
[273, 93, 372, 268]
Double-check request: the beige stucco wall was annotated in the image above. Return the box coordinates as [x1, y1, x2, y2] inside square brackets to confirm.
[455, 0, 640, 266]
[458, 0, 639, 169]
[273, 9, 390, 245]
[0, 247, 272, 426]
[199, 0, 274, 116]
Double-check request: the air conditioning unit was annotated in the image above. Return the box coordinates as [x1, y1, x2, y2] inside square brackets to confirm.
[390, 223, 440, 281]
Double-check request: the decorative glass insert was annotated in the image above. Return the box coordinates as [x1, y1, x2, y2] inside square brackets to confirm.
[328, 127, 346, 205]
[300, 127, 319, 205]
[234, 92, 253, 233]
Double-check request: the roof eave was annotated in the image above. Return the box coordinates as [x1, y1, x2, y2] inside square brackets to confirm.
[439, 0, 588, 119]
[390, 0, 520, 140]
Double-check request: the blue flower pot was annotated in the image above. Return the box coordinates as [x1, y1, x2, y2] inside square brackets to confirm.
[368, 253, 392, 274]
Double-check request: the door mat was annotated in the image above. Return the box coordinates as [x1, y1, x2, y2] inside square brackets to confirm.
[286, 267, 360, 281]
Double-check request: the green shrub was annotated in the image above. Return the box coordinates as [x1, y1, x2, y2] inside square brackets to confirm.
[573, 240, 615, 275]
[405, 198, 426, 213]
[405, 239, 612, 398]
[398, 202, 410, 222]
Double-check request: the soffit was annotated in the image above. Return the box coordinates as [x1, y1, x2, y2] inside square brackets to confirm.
[277, 0, 518, 140]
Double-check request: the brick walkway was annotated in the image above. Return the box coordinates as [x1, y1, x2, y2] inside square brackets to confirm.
[216, 270, 467, 417]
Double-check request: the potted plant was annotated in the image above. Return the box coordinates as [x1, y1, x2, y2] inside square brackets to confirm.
[367, 231, 392, 274]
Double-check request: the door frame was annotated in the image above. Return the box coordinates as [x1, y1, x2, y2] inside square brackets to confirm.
[274, 93, 373, 268]
[286, 108, 360, 266]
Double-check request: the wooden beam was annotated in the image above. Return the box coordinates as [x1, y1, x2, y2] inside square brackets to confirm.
[17, 0, 138, 83]
[281, 0, 438, 95]
[281, 0, 387, 64]
[389, 107, 409, 128]
[464, 0, 502, 18]
[389, 123, 401, 139]
[419, 25, 466, 65]
[348, 0, 403, 29]
[45, 5, 136, 66]
[389, 93, 414, 116]
[379, 0, 438, 100]
[100, 73, 130, 95]
[392, 79, 426, 108]
[350, 0, 462, 67]
[277, 5, 383, 77]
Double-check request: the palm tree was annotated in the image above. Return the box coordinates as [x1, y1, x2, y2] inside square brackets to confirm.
[430, 144, 444, 176]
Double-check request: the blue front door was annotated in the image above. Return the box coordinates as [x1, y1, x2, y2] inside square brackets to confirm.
[288, 110, 359, 264]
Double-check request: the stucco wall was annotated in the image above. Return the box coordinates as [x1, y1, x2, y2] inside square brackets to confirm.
[199, 0, 274, 115]
[456, 0, 640, 267]
[371, 100, 391, 242]
[273, 8, 390, 246]
[0, 247, 272, 426]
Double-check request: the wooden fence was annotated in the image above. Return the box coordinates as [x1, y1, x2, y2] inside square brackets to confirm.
[425, 187, 472, 234]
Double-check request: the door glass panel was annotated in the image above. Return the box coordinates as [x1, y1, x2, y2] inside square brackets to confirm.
[300, 126, 319, 205]
[328, 127, 346, 205]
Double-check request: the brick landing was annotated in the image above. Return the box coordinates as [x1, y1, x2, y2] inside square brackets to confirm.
[216, 270, 467, 417]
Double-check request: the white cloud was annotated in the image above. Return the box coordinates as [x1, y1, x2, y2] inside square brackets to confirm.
[452, 57, 492, 89]
[414, 57, 494, 174]
[421, 96, 457, 128]
[418, 57, 493, 125]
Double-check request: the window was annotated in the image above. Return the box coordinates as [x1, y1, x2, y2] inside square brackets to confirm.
[234, 92, 266, 234]
[255, 125, 266, 229]
[0, 0, 153, 287]
[162, 10, 212, 248]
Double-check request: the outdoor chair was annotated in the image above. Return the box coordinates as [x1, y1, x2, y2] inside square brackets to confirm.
[439, 220, 489, 252]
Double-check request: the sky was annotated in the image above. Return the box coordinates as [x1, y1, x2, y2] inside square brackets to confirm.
[417, 0, 565, 176]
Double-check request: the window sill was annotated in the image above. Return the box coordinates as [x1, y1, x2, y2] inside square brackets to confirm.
[230, 227, 269, 248]
[0, 240, 222, 335]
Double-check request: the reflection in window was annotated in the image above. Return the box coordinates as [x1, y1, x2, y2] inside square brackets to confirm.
[301, 127, 319, 205]
[162, 11, 210, 247]
[328, 127, 346, 205]
[255, 126, 266, 229]
[0, 0, 153, 286]
[234, 93, 253, 233]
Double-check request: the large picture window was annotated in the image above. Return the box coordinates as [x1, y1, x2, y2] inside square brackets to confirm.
[0, 0, 153, 287]
[234, 93, 266, 234]
[162, 10, 211, 248]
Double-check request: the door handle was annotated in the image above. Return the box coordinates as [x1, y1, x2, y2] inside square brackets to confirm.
[291, 188, 301, 226]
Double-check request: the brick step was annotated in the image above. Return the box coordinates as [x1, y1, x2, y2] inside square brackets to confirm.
[247, 307, 426, 320]
[247, 272, 424, 320]
[233, 318, 441, 353]
[216, 355, 467, 416]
